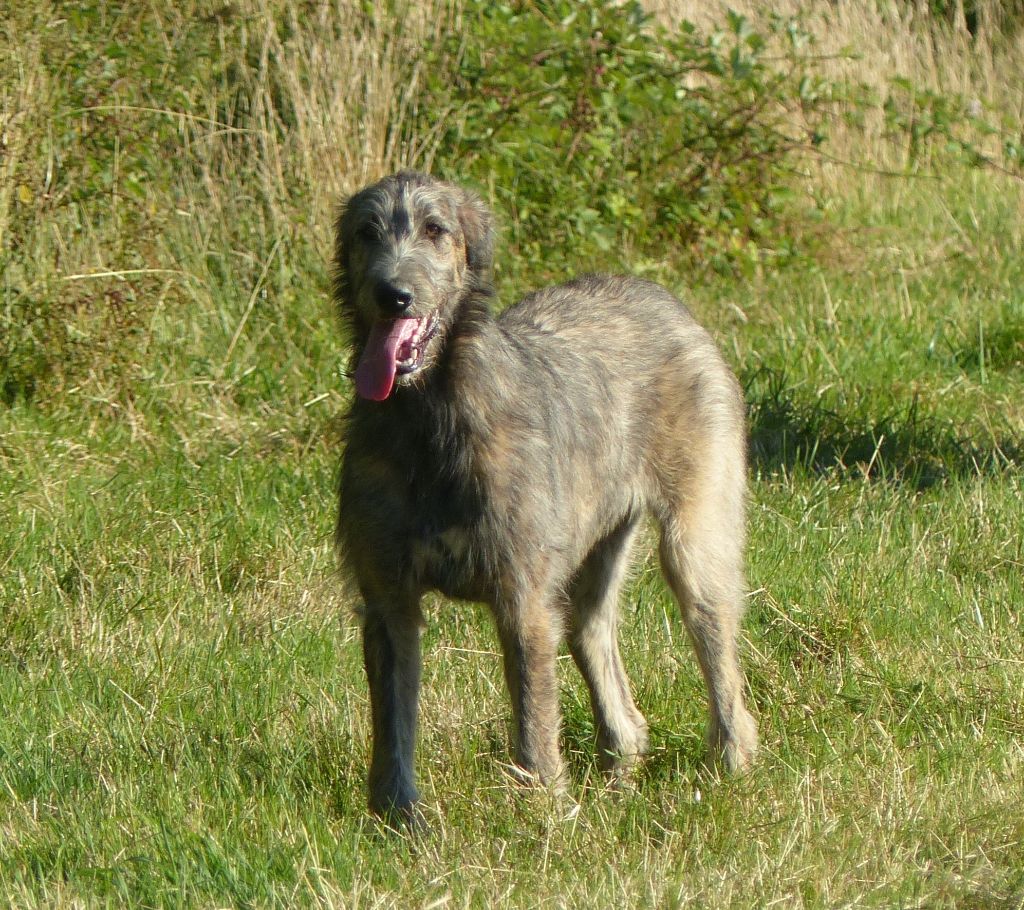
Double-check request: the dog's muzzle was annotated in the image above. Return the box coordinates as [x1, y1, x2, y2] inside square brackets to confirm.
[354, 312, 440, 401]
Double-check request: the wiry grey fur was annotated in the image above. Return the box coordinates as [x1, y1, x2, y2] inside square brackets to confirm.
[334, 171, 757, 823]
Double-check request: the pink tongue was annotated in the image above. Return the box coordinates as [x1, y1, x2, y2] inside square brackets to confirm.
[354, 318, 420, 401]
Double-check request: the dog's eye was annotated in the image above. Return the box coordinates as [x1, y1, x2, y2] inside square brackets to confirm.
[424, 221, 446, 240]
[357, 224, 380, 244]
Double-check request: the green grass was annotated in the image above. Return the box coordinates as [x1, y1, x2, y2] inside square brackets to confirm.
[2, 1, 1024, 907]
[3, 199, 1022, 904]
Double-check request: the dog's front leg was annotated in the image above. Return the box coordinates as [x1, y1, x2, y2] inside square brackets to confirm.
[361, 599, 423, 824]
[494, 599, 565, 788]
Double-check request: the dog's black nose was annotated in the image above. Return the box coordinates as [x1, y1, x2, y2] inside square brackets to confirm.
[376, 282, 414, 315]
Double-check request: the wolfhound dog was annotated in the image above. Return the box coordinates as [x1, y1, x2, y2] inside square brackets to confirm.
[334, 171, 757, 821]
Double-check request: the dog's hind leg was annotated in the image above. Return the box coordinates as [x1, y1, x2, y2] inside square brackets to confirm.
[361, 595, 424, 823]
[568, 514, 650, 774]
[657, 506, 758, 774]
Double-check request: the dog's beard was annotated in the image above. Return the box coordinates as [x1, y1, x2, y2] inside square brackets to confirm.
[354, 312, 439, 401]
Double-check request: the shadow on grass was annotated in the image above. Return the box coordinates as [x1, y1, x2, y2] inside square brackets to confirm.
[744, 366, 1022, 488]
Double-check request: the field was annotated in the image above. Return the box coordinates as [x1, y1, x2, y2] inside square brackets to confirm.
[2, 1, 1023, 907]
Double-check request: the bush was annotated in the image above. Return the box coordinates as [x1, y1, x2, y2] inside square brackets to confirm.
[415, 1, 846, 278]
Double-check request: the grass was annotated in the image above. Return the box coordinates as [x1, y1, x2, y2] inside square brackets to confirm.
[2, 1, 1024, 907]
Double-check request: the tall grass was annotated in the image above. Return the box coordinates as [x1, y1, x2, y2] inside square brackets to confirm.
[653, 0, 1021, 100]
[2, 0, 1021, 402]
[0, 0, 456, 404]
[653, 0, 1024, 177]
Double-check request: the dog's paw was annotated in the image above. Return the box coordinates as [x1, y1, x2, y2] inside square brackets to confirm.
[369, 779, 426, 833]
[501, 758, 568, 795]
[708, 708, 758, 774]
[597, 717, 650, 775]
[372, 799, 428, 835]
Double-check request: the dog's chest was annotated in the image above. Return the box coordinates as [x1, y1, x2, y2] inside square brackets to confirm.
[346, 403, 499, 600]
[410, 523, 488, 601]
[398, 442, 492, 601]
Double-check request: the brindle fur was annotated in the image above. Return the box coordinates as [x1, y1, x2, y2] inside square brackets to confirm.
[334, 171, 757, 821]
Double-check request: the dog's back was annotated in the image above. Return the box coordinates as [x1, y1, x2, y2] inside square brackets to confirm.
[445, 274, 747, 575]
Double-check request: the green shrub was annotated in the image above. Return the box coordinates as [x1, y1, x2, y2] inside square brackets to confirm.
[416, 1, 846, 278]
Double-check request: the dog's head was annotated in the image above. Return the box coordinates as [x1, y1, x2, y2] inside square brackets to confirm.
[334, 171, 495, 401]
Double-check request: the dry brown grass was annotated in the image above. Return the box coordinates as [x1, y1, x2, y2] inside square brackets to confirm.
[195, 0, 459, 237]
[648, 0, 1024, 182]
[0, 7, 51, 260]
[649, 0, 1021, 101]
[0, 0, 457, 402]
[0, 0, 454, 250]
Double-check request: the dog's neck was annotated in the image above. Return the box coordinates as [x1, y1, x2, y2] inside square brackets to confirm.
[345, 291, 499, 505]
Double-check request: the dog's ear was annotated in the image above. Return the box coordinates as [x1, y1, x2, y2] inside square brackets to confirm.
[456, 188, 495, 280]
[333, 193, 363, 314]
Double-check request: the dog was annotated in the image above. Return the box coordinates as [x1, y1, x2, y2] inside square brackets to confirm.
[334, 171, 757, 822]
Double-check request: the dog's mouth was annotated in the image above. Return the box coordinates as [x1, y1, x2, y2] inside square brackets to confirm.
[354, 312, 440, 401]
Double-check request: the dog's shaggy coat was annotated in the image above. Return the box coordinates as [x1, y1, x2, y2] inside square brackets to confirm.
[334, 171, 757, 820]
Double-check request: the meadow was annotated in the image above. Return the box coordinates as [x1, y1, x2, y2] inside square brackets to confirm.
[1, 1, 1022, 906]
